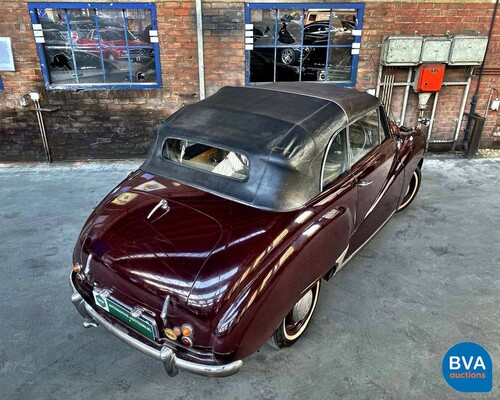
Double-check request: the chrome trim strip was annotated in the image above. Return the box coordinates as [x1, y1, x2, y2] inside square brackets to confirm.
[335, 245, 349, 268]
[160, 295, 170, 325]
[84, 253, 92, 275]
[336, 210, 395, 274]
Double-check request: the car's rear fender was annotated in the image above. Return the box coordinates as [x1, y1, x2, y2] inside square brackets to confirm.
[212, 203, 353, 361]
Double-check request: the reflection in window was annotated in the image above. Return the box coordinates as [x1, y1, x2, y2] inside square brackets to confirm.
[349, 109, 381, 164]
[248, 5, 362, 85]
[163, 139, 249, 181]
[322, 128, 348, 189]
[29, 3, 160, 89]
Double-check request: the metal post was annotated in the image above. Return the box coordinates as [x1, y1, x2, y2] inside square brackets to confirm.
[386, 72, 395, 115]
[400, 68, 412, 126]
[34, 99, 51, 163]
[451, 73, 472, 152]
[382, 73, 389, 105]
[375, 63, 383, 98]
[195, 0, 205, 99]
[426, 92, 439, 151]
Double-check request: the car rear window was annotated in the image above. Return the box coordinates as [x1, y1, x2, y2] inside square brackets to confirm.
[162, 138, 249, 181]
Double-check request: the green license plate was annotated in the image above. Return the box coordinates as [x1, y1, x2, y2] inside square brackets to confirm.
[93, 291, 157, 341]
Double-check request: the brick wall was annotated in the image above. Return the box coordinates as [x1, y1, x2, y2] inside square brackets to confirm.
[0, 0, 499, 162]
[0, 0, 201, 162]
[358, 1, 500, 148]
[202, 2, 245, 96]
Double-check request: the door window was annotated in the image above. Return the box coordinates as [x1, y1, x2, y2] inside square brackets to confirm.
[322, 128, 348, 189]
[348, 108, 381, 165]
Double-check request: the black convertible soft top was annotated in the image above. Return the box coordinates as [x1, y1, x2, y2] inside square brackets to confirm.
[142, 82, 381, 211]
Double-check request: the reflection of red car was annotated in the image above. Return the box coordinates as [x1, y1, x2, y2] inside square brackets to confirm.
[77, 29, 152, 62]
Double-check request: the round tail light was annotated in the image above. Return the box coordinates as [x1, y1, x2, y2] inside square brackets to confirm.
[181, 324, 193, 337]
[172, 326, 181, 337]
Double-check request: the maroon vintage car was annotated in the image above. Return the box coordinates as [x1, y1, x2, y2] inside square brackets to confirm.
[70, 83, 424, 377]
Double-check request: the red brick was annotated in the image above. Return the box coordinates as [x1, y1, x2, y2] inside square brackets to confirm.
[174, 9, 192, 16]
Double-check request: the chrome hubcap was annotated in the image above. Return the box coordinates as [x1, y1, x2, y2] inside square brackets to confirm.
[282, 49, 294, 64]
[292, 290, 313, 322]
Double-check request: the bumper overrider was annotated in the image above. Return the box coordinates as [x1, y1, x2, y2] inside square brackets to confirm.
[70, 275, 242, 378]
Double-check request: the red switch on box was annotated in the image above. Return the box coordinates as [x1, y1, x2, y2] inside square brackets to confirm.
[413, 64, 446, 92]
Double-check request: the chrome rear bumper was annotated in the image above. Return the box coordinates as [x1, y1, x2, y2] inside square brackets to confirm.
[70, 284, 242, 377]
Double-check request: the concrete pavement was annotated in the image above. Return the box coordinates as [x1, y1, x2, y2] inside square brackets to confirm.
[0, 157, 499, 400]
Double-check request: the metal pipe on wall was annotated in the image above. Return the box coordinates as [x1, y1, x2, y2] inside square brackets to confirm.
[426, 92, 439, 151]
[375, 63, 383, 98]
[386, 72, 395, 115]
[451, 73, 472, 152]
[195, 0, 206, 100]
[34, 99, 51, 162]
[400, 68, 412, 126]
[462, 0, 499, 147]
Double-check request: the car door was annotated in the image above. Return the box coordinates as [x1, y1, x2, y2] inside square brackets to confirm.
[304, 128, 357, 274]
[347, 107, 400, 256]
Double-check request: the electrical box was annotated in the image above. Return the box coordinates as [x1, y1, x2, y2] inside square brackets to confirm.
[381, 36, 423, 66]
[448, 35, 488, 65]
[413, 64, 446, 92]
[420, 37, 452, 63]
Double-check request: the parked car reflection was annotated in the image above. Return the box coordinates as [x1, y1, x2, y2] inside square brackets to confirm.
[45, 49, 156, 84]
[251, 18, 353, 82]
[77, 28, 153, 63]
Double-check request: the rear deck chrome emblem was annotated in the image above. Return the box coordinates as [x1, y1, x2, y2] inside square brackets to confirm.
[147, 199, 170, 220]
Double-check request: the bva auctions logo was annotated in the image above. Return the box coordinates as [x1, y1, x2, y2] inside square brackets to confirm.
[442, 342, 492, 392]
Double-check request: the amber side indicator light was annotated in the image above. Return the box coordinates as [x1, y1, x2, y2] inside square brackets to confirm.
[181, 324, 193, 337]
[73, 263, 82, 273]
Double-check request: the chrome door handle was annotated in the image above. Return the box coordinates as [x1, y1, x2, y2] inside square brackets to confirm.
[356, 180, 373, 187]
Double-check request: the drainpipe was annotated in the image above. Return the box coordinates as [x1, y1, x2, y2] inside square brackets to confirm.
[462, 0, 499, 149]
[195, 0, 206, 100]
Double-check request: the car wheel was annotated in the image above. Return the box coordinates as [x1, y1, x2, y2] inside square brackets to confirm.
[280, 48, 297, 65]
[268, 280, 321, 349]
[397, 166, 422, 212]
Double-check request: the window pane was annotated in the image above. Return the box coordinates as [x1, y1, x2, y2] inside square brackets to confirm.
[248, 7, 359, 84]
[163, 139, 249, 181]
[324, 49, 352, 82]
[276, 9, 303, 48]
[35, 5, 159, 88]
[38, 8, 103, 84]
[323, 128, 348, 189]
[251, 9, 276, 47]
[349, 109, 381, 164]
[250, 50, 275, 83]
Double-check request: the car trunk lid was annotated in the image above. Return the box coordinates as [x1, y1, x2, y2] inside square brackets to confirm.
[84, 185, 223, 306]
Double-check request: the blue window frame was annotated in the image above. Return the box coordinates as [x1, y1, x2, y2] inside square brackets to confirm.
[245, 3, 364, 87]
[28, 2, 162, 90]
